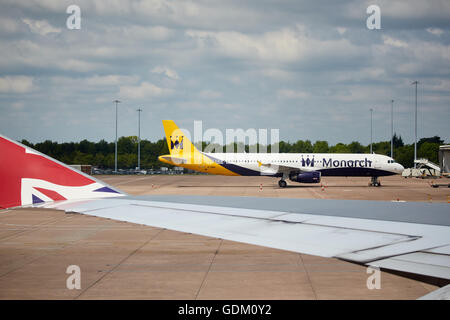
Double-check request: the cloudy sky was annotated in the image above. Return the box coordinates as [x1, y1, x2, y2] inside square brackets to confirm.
[0, 0, 449, 146]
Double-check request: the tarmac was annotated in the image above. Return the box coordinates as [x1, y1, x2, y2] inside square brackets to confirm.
[0, 175, 447, 299]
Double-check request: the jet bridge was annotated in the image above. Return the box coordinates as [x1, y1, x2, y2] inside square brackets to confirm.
[439, 145, 450, 177]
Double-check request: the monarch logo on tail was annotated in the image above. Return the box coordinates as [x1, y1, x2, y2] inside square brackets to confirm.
[170, 136, 184, 150]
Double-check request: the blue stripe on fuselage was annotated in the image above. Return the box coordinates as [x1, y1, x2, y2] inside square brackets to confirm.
[319, 167, 395, 177]
[203, 154, 265, 176]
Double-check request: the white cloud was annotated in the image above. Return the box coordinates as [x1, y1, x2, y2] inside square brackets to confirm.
[50, 75, 139, 87]
[0, 18, 21, 34]
[277, 89, 309, 99]
[427, 79, 450, 91]
[119, 81, 173, 99]
[22, 18, 61, 36]
[260, 68, 293, 80]
[12, 101, 24, 109]
[186, 26, 360, 63]
[426, 28, 444, 36]
[332, 85, 391, 103]
[186, 28, 306, 62]
[395, 63, 421, 75]
[56, 59, 106, 72]
[335, 68, 386, 82]
[382, 36, 408, 48]
[198, 89, 222, 99]
[105, 25, 174, 42]
[151, 66, 180, 80]
[84, 75, 140, 86]
[336, 27, 347, 35]
[0, 76, 34, 93]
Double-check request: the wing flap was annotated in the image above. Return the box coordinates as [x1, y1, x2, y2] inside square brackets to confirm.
[370, 252, 450, 280]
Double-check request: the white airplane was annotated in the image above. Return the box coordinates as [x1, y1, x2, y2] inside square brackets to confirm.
[158, 120, 404, 187]
[1, 132, 448, 298]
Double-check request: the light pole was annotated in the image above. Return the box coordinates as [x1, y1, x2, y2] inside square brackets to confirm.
[412, 81, 418, 168]
[370, 108, 373, 154]
[137, 108, 142, 171]
[390, 99, 394, 158]
[113, 100, 121, 173]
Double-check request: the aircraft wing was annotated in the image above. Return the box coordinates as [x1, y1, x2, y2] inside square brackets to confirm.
[35, 195, 450, 281]
[256, 160, 314, 174]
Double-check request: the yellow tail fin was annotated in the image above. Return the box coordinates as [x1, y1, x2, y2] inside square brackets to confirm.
[159, 120, 238, 176]
[162, 120, 200, 163]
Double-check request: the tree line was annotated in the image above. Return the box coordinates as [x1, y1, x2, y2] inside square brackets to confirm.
[20, 134, 445, 170]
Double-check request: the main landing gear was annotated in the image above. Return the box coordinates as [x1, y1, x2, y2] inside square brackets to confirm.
[278, 173, 288, 188]
[369, 176, 381, 187]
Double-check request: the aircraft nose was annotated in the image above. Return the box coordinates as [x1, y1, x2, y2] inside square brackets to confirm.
[396, 163, 404, 173]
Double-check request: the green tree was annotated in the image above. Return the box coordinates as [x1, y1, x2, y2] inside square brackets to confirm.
[21, 139, 33, 147]
[393, 133, 404, 148]
[278, 141, 292, 153]
[94, 153, 106, 167]
[291, 140, 313, 153]
[313, 141, 329, 153]
[72, 151, 93, 165]
[418, 136, 443, 148]
[329, 143, 350, 153]
[95, 139, 110, 155]
[79, 139, 95, 154]
[395, 145, 414, 168]
[118, 136, 137, 154]
[348, 141, 365, 153]
[372, 141, 390, 155]
[418, 142, 440, 164]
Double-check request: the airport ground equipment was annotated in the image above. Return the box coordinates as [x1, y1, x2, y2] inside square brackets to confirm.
[439, 145, 450, 177]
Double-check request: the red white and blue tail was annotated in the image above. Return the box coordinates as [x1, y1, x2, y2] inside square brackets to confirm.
[0, 134, 125, 209]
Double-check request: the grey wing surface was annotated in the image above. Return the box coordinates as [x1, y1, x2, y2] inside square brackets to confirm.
[35, 195, 450, 281]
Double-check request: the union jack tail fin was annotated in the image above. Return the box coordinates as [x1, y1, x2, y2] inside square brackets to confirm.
[0, 134, 125, 209]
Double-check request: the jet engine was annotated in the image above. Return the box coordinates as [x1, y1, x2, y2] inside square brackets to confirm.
[289, 171, 321, 183]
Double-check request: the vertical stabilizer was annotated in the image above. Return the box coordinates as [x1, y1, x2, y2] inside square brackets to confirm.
[0, 135, 125, 209]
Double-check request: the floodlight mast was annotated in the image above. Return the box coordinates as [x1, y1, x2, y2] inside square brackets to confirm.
[412, 81, 419, 168]
[113, 100, 121, 173]
[391, 99, 394, 158]
[137, 108, 142, 170]
[370, 108, 373, 154]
